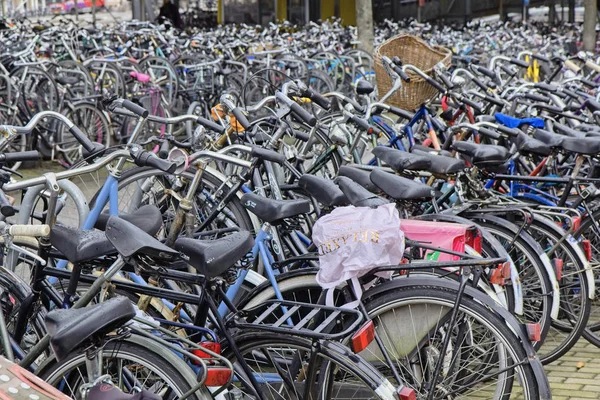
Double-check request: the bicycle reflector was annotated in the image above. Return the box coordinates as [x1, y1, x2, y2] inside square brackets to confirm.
[191, 342, 221, 363]
[489, 262, 511, 285]
[526, 323, 541, 342]
[351, 320, 375, 353]
[582, 239, 592, 262]
[552, 258, 563, 281]
[572, 216, 581, 232]
[397, 386, 416, 400]
[204, 367, 232, 387]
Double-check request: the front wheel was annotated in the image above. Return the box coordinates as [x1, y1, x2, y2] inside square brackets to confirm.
[222, 332, 392, 400]
[37, 335, 208, 400]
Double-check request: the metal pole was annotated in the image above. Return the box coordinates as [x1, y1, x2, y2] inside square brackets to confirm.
[568, 0, 575, 22]
[92, 0, 96, 25]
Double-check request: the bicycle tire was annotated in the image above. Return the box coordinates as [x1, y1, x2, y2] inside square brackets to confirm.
[37, 335, 208, 400]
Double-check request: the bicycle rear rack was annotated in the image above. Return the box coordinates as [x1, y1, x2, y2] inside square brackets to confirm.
[230, 300, 364, 341]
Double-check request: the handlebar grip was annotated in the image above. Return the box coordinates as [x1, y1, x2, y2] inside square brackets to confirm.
[196, 116, 225, 134]
[9, 224, 50, 237]
[122, 100, 149, 118]
[510, 58, 530, 68]
[304, 88, 331, 110]
[581, 78, 599, 88]
[477, 127, 501, 139]
[0, 190, 14, 217]
[0, 150, 39, 163]
[438, 73, 453, 89]
[564, 59, 581, 73]
[562, 88, 580, 99]
[500, 65, 516, 76]
[388, 106, 414, 120]
[534, 82, 558, 93]
[393, 65, 411, 82]
[135, 151, 177, 173]
[532, 54, 551, 63]
[158, 139, 170, 159]
[461, 97, 483, 113]
[391, 56, 403, 67]
[483, 95, 504, 107]
[348, 115, 373, 132]
[525, 93, 551, 103]
[472, 78, 490, 91]
[289, 102, 317, 127]
[496, 125, 520, 137]
[585, 59, 600, 73]
[251, 145, 286, 164]
[474, 65, 497, 80]
[69, 126, 96, 153]
[426, 76, 446, 93]
[231, 107, 251, 130]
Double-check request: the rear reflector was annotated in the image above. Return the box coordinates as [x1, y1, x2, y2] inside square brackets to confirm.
[352, 320, 375, 353]
[572, 216, 581, 232]
[191, 342, 221, 365]
[526, 323, 541, 342]
[397, 386, 416, 400]
[552, 258, 563, 281]
[205, 367, 232, 386]
[582, 240, 592, 262]
[489, 262, 511, 285]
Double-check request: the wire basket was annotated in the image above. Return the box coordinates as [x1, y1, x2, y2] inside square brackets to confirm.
[374, 34, 451, 111]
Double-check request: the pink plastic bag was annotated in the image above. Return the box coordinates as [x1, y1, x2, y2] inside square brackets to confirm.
[313, 204, 405, 307]
[400, 219, 469, 261]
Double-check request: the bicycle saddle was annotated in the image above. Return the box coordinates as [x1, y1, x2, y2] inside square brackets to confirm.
[512, 132, 551, 156]
[535, 128, 600, 155]
[94, 205, 163, 235]
[372, 147, 432, 172]
[411, 149, 467, 175]
[452, 142, 510, 165]
[241, 192, 311, 223]
[105, 215, 179, 261]
[553, 122, 586, 139]
[55, 75, 80, 86]
[338, 166, 380, 192]
[50, 226, 116, 264]
[87, 384, 161, 400]
[335, 176, 388, 208]
[174, 231, 254, 278]
[298, 174, 349, 207]
[45, 297, 135, 361]
[370, 169, 434, 201]
[51, 206, 164, 264]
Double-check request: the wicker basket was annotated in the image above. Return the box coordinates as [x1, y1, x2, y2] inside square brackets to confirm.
[374, 34, 451, 111]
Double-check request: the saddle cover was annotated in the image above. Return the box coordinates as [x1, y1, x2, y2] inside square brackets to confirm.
[313, 204, 404, 307]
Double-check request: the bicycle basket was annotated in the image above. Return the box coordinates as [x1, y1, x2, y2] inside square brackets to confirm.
[374, 34, 451, 110]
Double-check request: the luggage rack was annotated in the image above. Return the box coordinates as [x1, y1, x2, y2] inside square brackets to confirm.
[230, 300, 364, 341]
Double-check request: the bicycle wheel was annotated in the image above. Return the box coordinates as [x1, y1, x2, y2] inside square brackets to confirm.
[574, 208, 600, 346]
[223, 332, 390, 400]
[89, 166, 256, 235]
[38, 335, 207, 400]
[362, 284, 540, 399]
[522, 215, 590, 363]
[57, 101, 112, 165]
[467, 216, 554, 350]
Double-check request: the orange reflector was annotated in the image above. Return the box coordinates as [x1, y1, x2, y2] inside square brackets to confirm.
[191, 342, 221, 365]
[582, 240, 592, 261]
[351, 320, 375, 353]
[552, 258, 563, 281]
[572, 216, 581, 232]
[367, 127, 374, 134]
[526, 323, 541, 342]
[397, 386, 416, 400]
[205, 367, 232, 386]
[490, 262, 510, 286]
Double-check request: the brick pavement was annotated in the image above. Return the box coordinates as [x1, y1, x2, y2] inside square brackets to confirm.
[541, 339, 600, 399]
